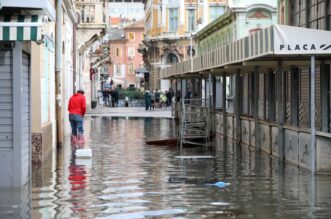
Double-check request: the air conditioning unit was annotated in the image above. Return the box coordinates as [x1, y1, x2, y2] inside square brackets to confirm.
[128, 55, 133, 60]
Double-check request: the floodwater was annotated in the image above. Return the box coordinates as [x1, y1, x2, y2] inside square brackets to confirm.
[6, 117, 331, 218]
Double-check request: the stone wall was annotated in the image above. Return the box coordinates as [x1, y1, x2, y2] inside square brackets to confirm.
[32, 122, 53, 163]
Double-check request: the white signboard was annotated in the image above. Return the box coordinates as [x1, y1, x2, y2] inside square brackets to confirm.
[274, 25, 331, 55]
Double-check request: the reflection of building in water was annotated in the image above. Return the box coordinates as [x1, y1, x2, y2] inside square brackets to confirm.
[0, 185, 31, 219]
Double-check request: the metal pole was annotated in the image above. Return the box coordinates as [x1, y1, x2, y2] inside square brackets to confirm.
[209, 73, 212, 110]
[310, 55, 316, 174]
[190, 34, 193, 72]
[222, 75, 227, 142]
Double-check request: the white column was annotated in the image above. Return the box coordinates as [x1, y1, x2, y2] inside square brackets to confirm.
[162, 0, 167, 27]
[203, 0, 209, 25]
[180, 0, 185, 25]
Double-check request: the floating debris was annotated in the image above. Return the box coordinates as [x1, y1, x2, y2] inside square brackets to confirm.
[205, 181, 230, 188]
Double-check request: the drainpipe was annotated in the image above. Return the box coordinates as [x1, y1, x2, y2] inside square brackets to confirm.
[55, 0, 63, 147]
[73, 20, 77, 93]
[73, 12, 80, 93]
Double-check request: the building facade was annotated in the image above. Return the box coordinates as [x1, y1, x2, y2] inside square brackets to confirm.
[31, 0, 79, 163]
[0, 0, 55, 191]
[160, 0, 331, 173]
[195, 1, 277, 110]
[108, 20, 145, 89]
[76, 0, 106, 108]
[141, 0, 229, 91]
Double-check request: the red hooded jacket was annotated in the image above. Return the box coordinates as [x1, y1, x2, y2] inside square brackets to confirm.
[68, 93, 86, 116]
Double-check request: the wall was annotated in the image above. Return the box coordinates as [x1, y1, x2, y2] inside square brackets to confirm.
[63, 13, 74, 136]
[31, 18, 56, 163]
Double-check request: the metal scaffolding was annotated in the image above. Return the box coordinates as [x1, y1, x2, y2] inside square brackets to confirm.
[176, 98, 214, 159]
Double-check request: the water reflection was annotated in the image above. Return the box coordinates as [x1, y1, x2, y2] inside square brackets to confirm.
[2, 117, 331, 218]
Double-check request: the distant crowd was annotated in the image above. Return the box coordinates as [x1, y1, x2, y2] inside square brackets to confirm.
[98, 87, 193, 109]
[100, 89, 119, 107]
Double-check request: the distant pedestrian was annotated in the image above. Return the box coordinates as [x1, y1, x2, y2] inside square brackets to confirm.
[154, 89, 160, 108]
[145, 91, 152, 110]
[175, 90, 181, 102]
[150, 91, 155, 110]
[68, 90, 86, 146]
[112, 89, 119, 107]
[125, 96, 129, 107]
[185, 89, 192, 104]
[102, 90, 109, 106]
[166, 90, 172, 106]
[160, 93, 167, 109]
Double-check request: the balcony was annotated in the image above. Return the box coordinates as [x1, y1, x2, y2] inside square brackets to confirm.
[0, 0, 55, 21]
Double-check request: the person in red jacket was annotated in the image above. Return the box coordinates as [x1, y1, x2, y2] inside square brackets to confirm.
[68, 90, 86, 146]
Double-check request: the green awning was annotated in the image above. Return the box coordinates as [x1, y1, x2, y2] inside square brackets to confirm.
[0, 15, 43, 41]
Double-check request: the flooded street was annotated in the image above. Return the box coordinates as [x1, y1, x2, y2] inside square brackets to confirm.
[30, 116, 331, 219]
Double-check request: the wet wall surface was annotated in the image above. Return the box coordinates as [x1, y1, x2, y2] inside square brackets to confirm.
[1, 116, 331, 218]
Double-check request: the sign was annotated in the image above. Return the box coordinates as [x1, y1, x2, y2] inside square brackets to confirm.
[274, 25, 331, 55]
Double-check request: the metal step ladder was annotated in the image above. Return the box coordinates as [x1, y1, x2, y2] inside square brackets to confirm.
[176, 99, 214, 160]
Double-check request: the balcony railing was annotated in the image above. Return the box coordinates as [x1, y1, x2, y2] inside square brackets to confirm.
[160, 25, 274, 79]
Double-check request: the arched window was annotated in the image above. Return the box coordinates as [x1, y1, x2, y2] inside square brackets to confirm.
[167, 53, 178, 64]
[247, 9, 272, 19]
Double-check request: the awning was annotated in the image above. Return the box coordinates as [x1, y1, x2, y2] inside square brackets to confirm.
[160, 25, 331, 79]
[135, 67, 149, 74]
[0, 15, 43, 41]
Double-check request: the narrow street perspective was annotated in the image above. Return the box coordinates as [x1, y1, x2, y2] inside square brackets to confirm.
[1, 0, 331, 219]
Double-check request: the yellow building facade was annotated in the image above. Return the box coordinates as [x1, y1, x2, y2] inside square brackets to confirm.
[142, 0, 228, 91]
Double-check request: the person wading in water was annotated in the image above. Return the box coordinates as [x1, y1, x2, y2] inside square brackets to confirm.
[68, 90, 86, 147]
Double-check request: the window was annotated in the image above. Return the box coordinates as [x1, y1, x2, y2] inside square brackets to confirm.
[115, 65, 121, 77]
[128, 32, 135, 40]
[210, 6, 225, 21]
[307, 0, 328, 29]
[129, 64, 135, 74]
[158, 5, 162, 25]
[128, 47, 135, 57]
[80, 5, 95, 23]
[291, 0, 307, 27]
[290, 0, 330, 29]
[167, 53, 178, 64]
[115, 48, 121, 56]
[247, 9, 272, 19]
[169, 8, 178, 32]
[187, 9, 196, 32]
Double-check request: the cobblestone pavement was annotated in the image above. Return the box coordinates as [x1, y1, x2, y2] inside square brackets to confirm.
[86, 104, 173, 118]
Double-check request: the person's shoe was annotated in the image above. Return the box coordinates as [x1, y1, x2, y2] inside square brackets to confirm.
[78, 134, 85, 146]
[71, 135, 78, 145]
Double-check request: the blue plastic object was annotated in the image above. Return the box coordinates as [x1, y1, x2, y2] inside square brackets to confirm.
[213, 181, 230, 188]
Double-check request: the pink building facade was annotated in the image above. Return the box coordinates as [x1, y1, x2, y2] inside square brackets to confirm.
[108, 20, 144, 89]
